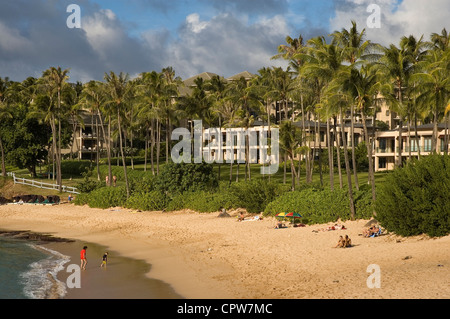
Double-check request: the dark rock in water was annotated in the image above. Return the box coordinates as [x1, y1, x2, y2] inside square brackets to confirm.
[0, 196, 11, 205]
[0, 230, 74, 243]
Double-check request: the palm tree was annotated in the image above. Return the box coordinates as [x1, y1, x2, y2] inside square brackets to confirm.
[431, 28, 450, 51]
[0, 77, 12, 177]
[376, 43, 414, 168]
[340, 65, 383, 213]
[160, 67, 182, 164]
[279, 121, 301, 190]
[138, 71, 162, 174]
[227, 76, 262, 181]
[332, 20, 378, 190]
[207, 75, 228, 179]
[40, 67, 70, 192]
[412, 49, 450, 153]
[401, 35, 429, 159]
[300, 36, 343, 188]
[78, 81, 108, 180]
[104, 71, 132, 197]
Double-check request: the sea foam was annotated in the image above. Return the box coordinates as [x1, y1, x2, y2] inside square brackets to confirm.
[20, 244, 71, 299]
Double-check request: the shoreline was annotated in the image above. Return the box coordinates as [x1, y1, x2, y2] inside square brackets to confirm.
[0, 230, 181, 299]
[0, 203, 449, 299]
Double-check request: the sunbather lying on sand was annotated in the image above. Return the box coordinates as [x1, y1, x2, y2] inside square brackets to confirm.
[313, 224, 346, 232]
[361, 225, 381, 237]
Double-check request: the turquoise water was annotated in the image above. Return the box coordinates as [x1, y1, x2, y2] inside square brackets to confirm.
[0, 237, 70, 299]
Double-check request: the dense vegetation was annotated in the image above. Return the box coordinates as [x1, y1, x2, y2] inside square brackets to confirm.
[376, 154, 450, 237]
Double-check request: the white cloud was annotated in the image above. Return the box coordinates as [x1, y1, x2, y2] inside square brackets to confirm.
[166, 13, 290, 79]
[186, 13, 209, 33]
[330, 0, 450, 46]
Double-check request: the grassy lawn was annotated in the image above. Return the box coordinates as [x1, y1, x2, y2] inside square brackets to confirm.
[4, 159, 390, 197]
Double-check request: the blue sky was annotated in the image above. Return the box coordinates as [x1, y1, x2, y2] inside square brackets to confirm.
[0, 0, 448, 82]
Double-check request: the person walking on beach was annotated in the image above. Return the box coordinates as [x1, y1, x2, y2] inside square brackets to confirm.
[100, 252, 108, 267]
[80, 246, 88, 270]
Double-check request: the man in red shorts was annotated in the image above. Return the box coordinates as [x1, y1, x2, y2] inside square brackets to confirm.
[80, 246, 88, 270]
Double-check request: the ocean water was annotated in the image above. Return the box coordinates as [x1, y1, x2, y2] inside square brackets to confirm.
[0, 237, 70, 299]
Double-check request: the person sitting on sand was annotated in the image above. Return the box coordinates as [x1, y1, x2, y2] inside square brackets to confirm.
[343, 235, 352, 247]
[238, 212, 245, 222]
[274, 221, 287, 229]
[334, 236, 345, 248]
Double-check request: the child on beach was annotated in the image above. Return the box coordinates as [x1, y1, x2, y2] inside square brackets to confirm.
[100, 252, 108, 267]
[80, 246, 87, 270]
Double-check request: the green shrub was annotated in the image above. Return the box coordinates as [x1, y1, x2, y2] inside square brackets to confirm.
[154, 162, 218, 195]
[73, 192, 90, 206]
[75, 168, 104, 193]
[81, 186, 128, 209]
[129, 174, 156, 195]
[264, 187, 373, 224]
[376, 154, 450, 237]
[125, 190, 167, 211]
[227, 179, 290, 213]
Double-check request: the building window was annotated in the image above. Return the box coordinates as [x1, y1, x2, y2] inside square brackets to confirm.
[424, 137, 432, 152]
[386, 110, 390, 116]
[320, 132, 325, 143]
[379, 157, 386, 169]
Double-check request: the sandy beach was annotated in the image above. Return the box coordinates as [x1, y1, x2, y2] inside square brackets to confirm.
[0, 203, 448, 299]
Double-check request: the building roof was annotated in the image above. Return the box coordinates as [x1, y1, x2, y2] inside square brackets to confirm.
[178, 72, 221, 96]
[226, 71, 255, 81]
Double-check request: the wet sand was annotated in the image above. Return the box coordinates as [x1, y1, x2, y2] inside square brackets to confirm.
[45, 240, 182, 299]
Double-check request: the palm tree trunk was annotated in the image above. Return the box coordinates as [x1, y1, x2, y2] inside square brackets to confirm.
[96, 116, 100, 181]
[290, 153, 297, 191]
[334, 117, 343, 189]
[0, 137, 6, 177]
[407, 117, 412, 161]
[166, 118, 169, 164]
[414, 114, 421, 159]
[117, 108, 130, 198]
[57, 89, 62, 193]
[350, 104, 359, 191]
[362, 112, 376, 216]
[151, 118, 155, 175]
[144, 123, 149, 172]
[397, 86, 404, 168]
[108, 116, 112, 186]
[97, 110, 110, 185]
[445, 113, 449, 155]
[156, 119, 161, 175]
[433, 101, 439, 153]
[340, 108, 356, 220]
[326, 118, 334, 190]
[318, 118, 323, 187]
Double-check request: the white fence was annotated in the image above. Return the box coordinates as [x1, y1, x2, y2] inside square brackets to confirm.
[7, 173, 80, 194]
